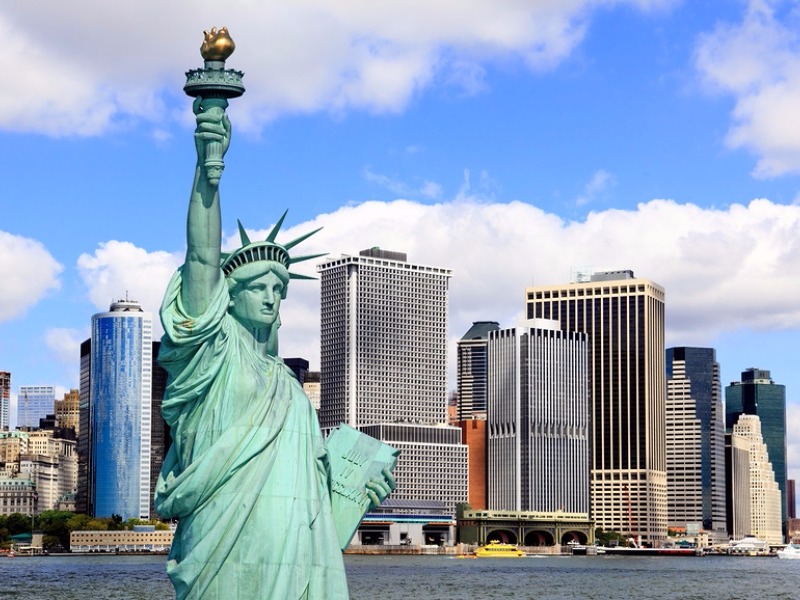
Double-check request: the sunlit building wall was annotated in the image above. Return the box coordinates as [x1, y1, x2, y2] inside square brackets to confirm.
[731, 415, 783, 544]
[525, 270, 667, 545]
[487, 319, 589, 515]
[665, 347, 727, 541]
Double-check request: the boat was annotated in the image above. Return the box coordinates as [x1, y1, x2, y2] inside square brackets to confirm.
[474, 540, 525, 558]
[777, 544, 800, 559]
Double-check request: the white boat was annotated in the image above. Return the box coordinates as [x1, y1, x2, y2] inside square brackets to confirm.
[777, 544, 800, 559]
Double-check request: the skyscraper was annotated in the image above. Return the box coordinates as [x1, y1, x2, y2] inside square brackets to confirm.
[319, 248, 451, 428]
[731, 415, 783, 544]
[487, 319, 589, 514]
[525, 270, 667, 545]
[318, 248, 467, 510]
[17, 385, 56, 429]
[665, 347, 726, 541]
[89, 299, 153, 520]
[0, 371, 9, 430]
[457, 321, 499, 421]
[725, 368, 787, 529]
[55, 389, 80, 434]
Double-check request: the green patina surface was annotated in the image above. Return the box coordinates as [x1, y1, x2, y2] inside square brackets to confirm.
[154, 30, 395, 600]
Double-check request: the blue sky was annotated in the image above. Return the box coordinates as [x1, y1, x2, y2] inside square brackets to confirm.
[1, 1, 799, 482]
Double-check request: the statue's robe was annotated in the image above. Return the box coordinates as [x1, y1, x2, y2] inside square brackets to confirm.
[155, 269, 349, 599]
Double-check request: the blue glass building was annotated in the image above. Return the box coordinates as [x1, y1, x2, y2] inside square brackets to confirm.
[90, 300, 152, 520]
[725, 368, 787, 530]
[17, 385, 56, 429]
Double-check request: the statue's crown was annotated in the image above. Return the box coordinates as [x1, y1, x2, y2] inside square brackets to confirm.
[221, 211, 325, 280]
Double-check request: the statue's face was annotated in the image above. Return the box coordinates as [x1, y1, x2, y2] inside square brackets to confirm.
[229, 270, 284, 330]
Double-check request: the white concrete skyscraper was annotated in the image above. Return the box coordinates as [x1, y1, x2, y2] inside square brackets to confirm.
[487, 319, 589, 515]
[526, 270, 667, 545]
[731, 415, 783, 544]
[89, 299, 153, 520]
[318, 248, 467, 510]
[665, 347, 727, 542]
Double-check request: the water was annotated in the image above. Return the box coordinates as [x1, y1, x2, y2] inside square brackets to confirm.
[1, 554, 798, 599]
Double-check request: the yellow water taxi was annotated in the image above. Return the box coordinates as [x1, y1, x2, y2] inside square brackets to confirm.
[474, 540, 525, 558]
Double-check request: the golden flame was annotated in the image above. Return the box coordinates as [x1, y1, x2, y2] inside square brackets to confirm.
[201, 26, 235, 61]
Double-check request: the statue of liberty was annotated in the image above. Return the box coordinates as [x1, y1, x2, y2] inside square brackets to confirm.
[154, 28, 395, 599]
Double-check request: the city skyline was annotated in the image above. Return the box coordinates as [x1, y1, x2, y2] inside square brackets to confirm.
[1, 2, 798, 488]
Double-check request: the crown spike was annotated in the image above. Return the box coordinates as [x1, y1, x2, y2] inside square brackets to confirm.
[288, 252, 327, 265]
[284, 226, 323, 250]
[237, 220, 251, 245]
[266, 210, 289, 243]
[289, 272, 317, 280]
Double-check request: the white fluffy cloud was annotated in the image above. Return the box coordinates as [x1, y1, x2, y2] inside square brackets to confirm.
[0, 231, 62, 322]
[0, 0, 673, 136]
[80, 196, 799, 369]
[695, 0, 800, 177]
[76, 241, 182, 336]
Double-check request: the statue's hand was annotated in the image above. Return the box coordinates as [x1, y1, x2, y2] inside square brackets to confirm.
[365, 467, 396, 511]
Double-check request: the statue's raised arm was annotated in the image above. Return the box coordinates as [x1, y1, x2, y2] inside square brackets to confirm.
[181, 97, 230, 317]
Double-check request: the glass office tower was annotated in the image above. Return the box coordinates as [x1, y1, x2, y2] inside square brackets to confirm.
[17, 385, 56, 429]
[665, 347, 726, 540]
[90, 299, 152, 520]
[725, 368, 787, 530]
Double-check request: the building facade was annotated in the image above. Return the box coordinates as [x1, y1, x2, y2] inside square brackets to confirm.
[17, 385, 56, 429]
[725, 431, 752, 541]
[55, 389, 80, 434]
[486, 319, 589, 515]
[725, 368, 787, 530]
[456, 321, 499, 421]
[731, 415, 783, 544]
[0, 371, 10, 430]
[525, 270, 667, 545]
[318, 249, 467, 514]
[665, 347, 727, 541]
[318, 248, 451, 428]
[89, 300, 153, 520]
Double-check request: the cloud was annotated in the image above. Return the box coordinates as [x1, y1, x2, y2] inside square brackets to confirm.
[0, 231, 62, 322]
[75, 193, 800, 389]
[694, 1, 800, 177]
[76, 241, 182, 336]
[185, 196, 800, 375]
[0, 0, 674, 136]
[44, 328, 87, 368]
[576, 169, 616, 206]
[363, 168, 443, 200]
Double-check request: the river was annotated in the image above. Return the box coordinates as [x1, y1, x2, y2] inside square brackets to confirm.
[1, 553, 798, 599]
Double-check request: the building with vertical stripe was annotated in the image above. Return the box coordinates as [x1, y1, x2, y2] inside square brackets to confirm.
[487, 319, 589, 515]
[525, 270, 667, 545]
[89, 299, 153, 520]
[318, 249, 467, 514]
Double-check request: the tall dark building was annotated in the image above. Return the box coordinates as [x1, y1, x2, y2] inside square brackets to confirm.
[725, 368, 788, 529]
[76, 340, 92, 515]
[456, 321, 499, 420]
[526, 270, 667, 545]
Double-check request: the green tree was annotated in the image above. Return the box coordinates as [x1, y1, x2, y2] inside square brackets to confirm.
[6, 513, 31, 536]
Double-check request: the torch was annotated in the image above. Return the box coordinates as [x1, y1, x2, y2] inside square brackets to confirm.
[184, 27, 245, 186]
